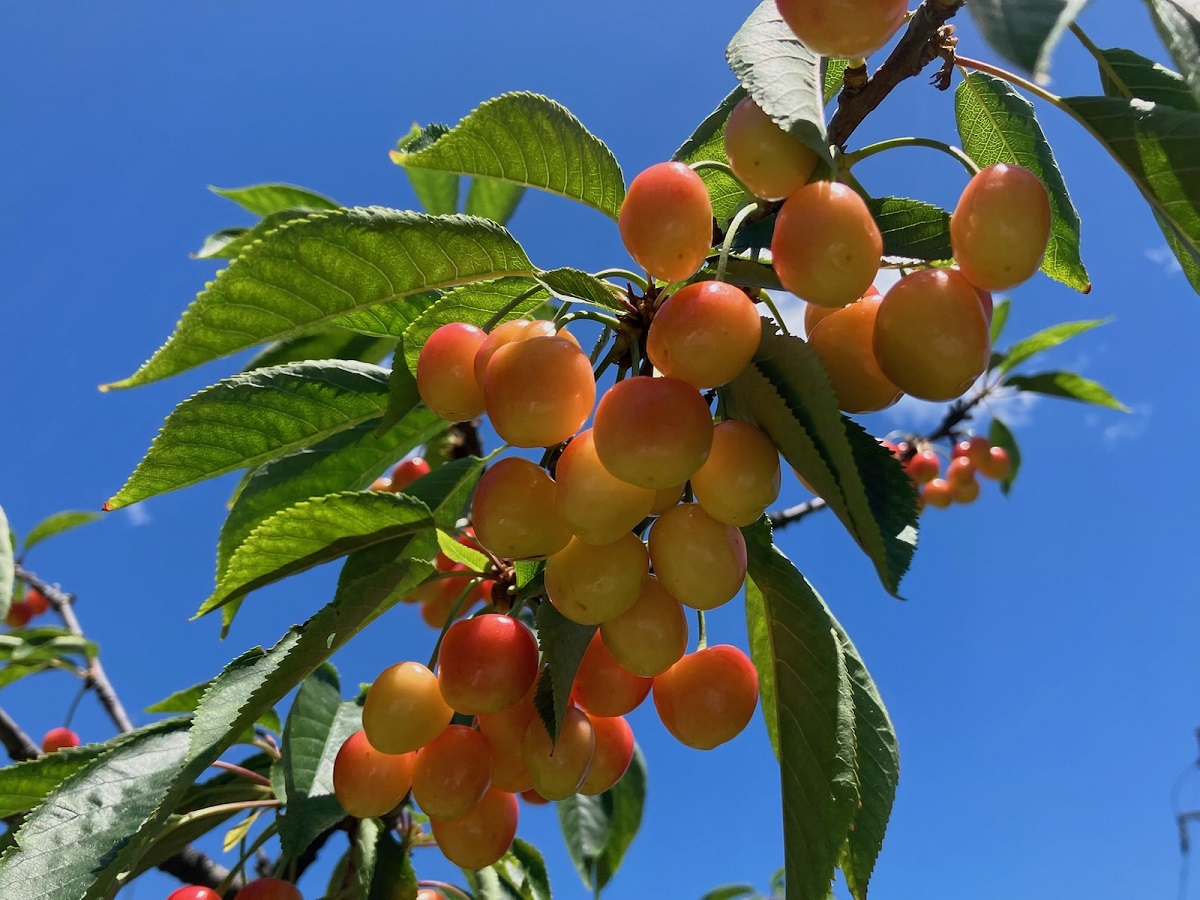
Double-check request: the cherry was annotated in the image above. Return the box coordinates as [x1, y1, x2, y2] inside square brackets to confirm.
[593, 376, 713, 490]
[804, 284, 880, 337]
[520, 788, 550, 805]
[650, 483, 685, 516]
[724, 97, 820, 201]
[951, 473, 981, 504]
[437, 614, 540, 714]
[522, 706, 595, 800]
[483, 334, 595, 448]
[429, 787, 519, 870]
[807, 293, 903, 414]
[618, 162, 713, 282]
[362, 661, 453, 754]
[332, 730, 415, 819]
[951, 163, 1052, 291]
[648, 503, 748, 611]
[385, 457, 431, 492]
[776, 0, 908, 58]
[873, 268, 991, 402]
[652, 645, 760, 750]
[904, 450, 940, 485]
[554, 429, 655, 546]
[599, 576, 689, 677]
[24, 588, 50, 617]
[954, 436, 992, 468]
[473, 318, 573, 384]
[772, 180, 883, 308]
[945, 456, 977, 488]
[977, 446, 1012, 481]
[412, 724, 493, 819]
[167, 888, 222, 900]
[921, 478, 954, 509]
[571, 631, 653, 717]
[544, 534, 649, 626]
[689, 420, 781, 526]
[6, 601, 32, 629]
[476, 683, 537, 755]
[233, 879, 302, 900]
[472, 456, 572, 560]
[41, 727, 80, 753]
[416, 322, 488, 422]
[489, 745, 534, 794]
[646, 281, 763, 389]
[578, 715, 635, 796]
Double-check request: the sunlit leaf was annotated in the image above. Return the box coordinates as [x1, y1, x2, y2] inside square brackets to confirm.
[557, 746, 646, 892]
[997, 318, 1107, 373]
[210, 183, 340, 216]
[1004, 370, 1128, 410]
[22, 511, 102, 554]
[1143, 0, 1200, 103]
[966, 0, 1089, 80]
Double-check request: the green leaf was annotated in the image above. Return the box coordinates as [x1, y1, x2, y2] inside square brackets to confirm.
[835, 626, 899, 900]
[467, 177, 526, 225]
[533, 602, 595, 742]
[195, 226, 249, 259]
[744, 521, 859, 900]
[396, 124, 461, 216]
[107, 361, 393, 510]
[0, 628, 97, 664]
[966, 0, 1088, 81]
[824, 59, 849, 105]
[104, 209, 535, 390]
[390, 93, 625, 220]
[144, 681, 282, 734]
[745, 576, 780, 759]
[217, 407, 441, 578]
[726, 322, 918, 595]
[672, 87, 753, 222]
[197, 491, 434, 618]
[1004, 370, 1129, 410]
[867, 197, 953, 262]
[366, 826, 419, 900]
[0, 505, 11, 621]
[537, 267, 626, 313]
[437, 530, 489, 572]
[989, 298, 1011, 344]
[277, 665, 362, 860]
[988, 418, 1022, 495]
[21, 511, 102, 554]
[997, 319, 1107, 374]
[1094, 47, 1200, 111]
[493, 838, 552, 900]
[211, 183, 340, 216]
[1061, 93, 1200, 296]
[1143, 0, 1200, 104]
[244, 328, 396, 372]
[401, 277, 550, 374]
[726, 1, 833, 162]
[956, 72, 1091, 292]
[401, 455, 486, 532]
[195, 208, 332, 261]
[701, 886, 759, 900]
[557, 745, 646, 892]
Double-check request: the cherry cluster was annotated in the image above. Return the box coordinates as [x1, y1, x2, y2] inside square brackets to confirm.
[6, 586, 50, 629]
[888, 435, 1012, 509]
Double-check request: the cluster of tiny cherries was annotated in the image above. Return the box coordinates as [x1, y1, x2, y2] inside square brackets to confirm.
[5, 586, 82, 753]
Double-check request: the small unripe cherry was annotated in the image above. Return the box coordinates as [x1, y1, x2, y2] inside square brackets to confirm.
[873, 269, 991, 402]
[167, 888, 222, 900]
[386, 457, 431, 492]
[772, 181, 882, 308]
[24, 588, 50, 617]
[646, 281, 762, 389]
[578, 715, 636, 795]
[618, 162, 714, 282]
[483, 334, 595, 448]
[904, 450, 940, 485]
[922, 478, 954, 509]
[776, 0, 909, 58]
[522, 706, 596, 800]
[363, 661, 454, 754]
[593, 376, 713, 490]
[977, 446, 1012, 481]
[437, 614, 540, 715]
[416, 323, 488, 422]
[954, 436, 992, 468]
[945, 456, 977, 488]
[600, 576, 689, 677]
[332, 730, 416, 818]
[648, 504, 747, 611]
[234, 879, 302, 900]
[554, 430, 655, 546]
[412, 724, 493, 819]
[689, 420, 781, 526]
[807, 294, 903, 414]
[41, 727, 80, 753]
[545, 534, 649, 626]
[652, 645, 759, 750]
[472, 457, 572, 560]
[951, 163, 1052, 291]
[429, 787, 519, 870]
[725, 97, 820, 201]
[571, 631, 653, 717]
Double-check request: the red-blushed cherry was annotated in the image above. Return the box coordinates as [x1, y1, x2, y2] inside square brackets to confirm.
[804, 285, 880, 338]
[724, 97, 821, 201]
[522, 706, 595, 800]
[429, 787, 519, 870]
[578, 715, 635, 796]
[412, 724, 493, 819]
[483, 334, 595, 448]
[362, 661, 453, 754]
[476, 687, 536, 792]
[646, 281, 762, 389]
[618, 162, 714, 282]
[472, 456, 572, 560]
[332, 730, 415, 819]
[951, 163, 1052, 291]
[904, 450, 940, 485]
[386, 457, 431, 492]
[951, 474, 981, 504]
[167, 887, 222, 900]
[416, 323, 488, 422]
[571, 631, 652, 718]
[945, 456, 977, 488]
[520, 788, 550, 805]
[921, 478, 954, 509]
[776, 0, 909, 58]
[233, 879, 302, 900]
[6, 601, 32, 629]
[437, 614, 540, 715]
[41, 727, 80, 753]
[545, 534, 649, 626]
[593, 376, 714, 490]
[24, 588, 50, 616]
[648, 503, 747, 611]
[977, 446, 1012, 481]
[652, 645, 760, 750]
[417, 890, 448, 900]
[600, 576, 689, 678]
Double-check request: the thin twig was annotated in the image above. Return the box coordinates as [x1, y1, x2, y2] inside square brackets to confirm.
[0, 706, 40, 761]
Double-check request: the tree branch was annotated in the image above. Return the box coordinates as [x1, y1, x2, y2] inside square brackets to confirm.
[828, 0, 965, 149]
[0, 706, 40, 762]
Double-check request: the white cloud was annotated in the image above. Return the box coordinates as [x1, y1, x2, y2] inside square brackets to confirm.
[1101, 403, 1151, 449]
[124, 504, 152, 527]
[1145, 246, 1184, 274]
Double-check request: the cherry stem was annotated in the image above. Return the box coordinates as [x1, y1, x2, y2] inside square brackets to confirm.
[481, 285, 543, 332]
[953, 55, 1063, 108]
[174, 797, 279, 828]
[843, 136, 980, 177]
[715, 202, 765, 284]
[757, 291, 792, 337]
[63, 681, 88, 730]
[593, 267, 648, 290]
[426, 577, 485, 670]
[688, 159, 752, 197]
[556, 309, 622, 331]
[696, 610, 708, 652]
[212, 759, 273, 787]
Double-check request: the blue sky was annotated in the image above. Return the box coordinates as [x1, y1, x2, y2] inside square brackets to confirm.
[3, 3, 1199, 899]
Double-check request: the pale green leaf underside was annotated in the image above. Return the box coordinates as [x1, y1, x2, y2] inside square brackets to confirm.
[391, 92, 625, 220]
[1004, 370, 1129, 409]
[105, 209, 535, 390]
[967, 0, 1089, 80]
[868, 197, 953, 262]
[108, 361, 393, 510]
[557, 745, 646, 892]
[21, 510, 101, 553]
[243, 328, 395, 372]
[211, 183, 340, 216]
[1143, 0, 1200, 104]
[998, 318, 1107, 373]
[1096, 47, 1200, 111]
